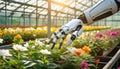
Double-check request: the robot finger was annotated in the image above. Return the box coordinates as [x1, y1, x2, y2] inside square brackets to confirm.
[66, 33, 76, 45]
[66, 25, 83, 45]
[47, 34, 54, 44]
[51, 29, 63, 49]
[58, 34, 67, 49]
[51, 37, 57, 49]
[48, 29, 62, 44]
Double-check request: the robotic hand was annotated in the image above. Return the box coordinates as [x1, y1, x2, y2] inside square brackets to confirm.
[48, 0, 120, 49]
[48, 19, 84, 49]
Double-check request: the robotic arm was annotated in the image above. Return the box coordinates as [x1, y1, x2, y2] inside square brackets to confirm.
[48, 0, 120, 49]
[79, 0, 120, 24]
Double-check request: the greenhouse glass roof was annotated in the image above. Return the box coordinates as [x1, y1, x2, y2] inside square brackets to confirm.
[0, 0, 99, 17]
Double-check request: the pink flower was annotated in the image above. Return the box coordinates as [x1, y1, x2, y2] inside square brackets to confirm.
[81, 61, 89, 69]
[96, 33, 103, 38]
[110, 31, 117, 37]
[118, 66, 120, 69]
[106, 31, 111, 35]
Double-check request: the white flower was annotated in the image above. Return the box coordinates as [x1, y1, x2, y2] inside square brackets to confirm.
[0, 49, 12, 56]
[16, 28, 22, 33]
[13, 44, 28, 51]
[33, 34, 36, 37]
[24, 42, 29, 48]
[40, 49, 51, 55]
[36, 28, 42, 30]
[31, 45, 35, 48]
[35, 39, 44, 46]
[46, 45, 50, 47]
[67, 47, 76, 54]
[0, 38, 3, 43]
[8, 28, 15, 33]
[24, 28, 35, 31]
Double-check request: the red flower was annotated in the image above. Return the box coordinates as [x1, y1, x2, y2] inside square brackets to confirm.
[95, 59, 100, 64]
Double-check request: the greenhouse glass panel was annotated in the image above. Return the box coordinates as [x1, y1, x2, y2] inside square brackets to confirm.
[13, 12, 22, 17]
[5, 5, 16, 10]
[51, 3, 63, 11]
[15, 0, 28, 3]
[10, 3, 20, 7]
[27, 0, 36, 5]
[37, 1, 46, 6]
[0, 4, 4, 9]
[40, 10, 47, 15]
[27, 6, 35, 10]
[17, 8, 24, 11]
[51, 11, 56, 16]
[25, 8, 34, 12]
[70, 3, 75, 8]
[0, 1, 4, 3]
[42, 3, 48, 8]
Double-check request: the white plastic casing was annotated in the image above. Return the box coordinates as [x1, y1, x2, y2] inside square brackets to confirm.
[84, 0, 119, 24]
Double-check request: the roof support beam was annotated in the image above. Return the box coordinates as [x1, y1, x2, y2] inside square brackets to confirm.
[29, 2, 47, 16]
[9, 0, 31, 16]
[2, 0, 75, 16]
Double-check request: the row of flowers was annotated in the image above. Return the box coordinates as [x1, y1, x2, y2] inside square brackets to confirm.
[83, 26, 111, 31]
[0, 39, 95, 69]
[0, 27, 56, 45]
[0, 26, 110, 45]
[71, 28, 120, 56]
[0, 28, 120, 69]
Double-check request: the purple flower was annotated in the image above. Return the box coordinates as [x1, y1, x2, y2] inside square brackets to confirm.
[96, 33, 103, 38]
[81, 61, 89, 69]
[118, 66, 120, 69]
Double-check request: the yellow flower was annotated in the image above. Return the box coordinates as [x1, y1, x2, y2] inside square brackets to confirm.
[51, 27, 57, 33]
[9, 31, 14, 35]
[63, 34, 71, 44]
[34, 30, 39, 34]
[0, 32, 2, 38]
[14, 34, 22, 40]
[24, 31, 31, 35]
[82, 45, 91, 54]
[3, 30, 7, 34]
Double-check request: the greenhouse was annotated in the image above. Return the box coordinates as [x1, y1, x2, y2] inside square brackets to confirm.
[0, 0, 120, 69]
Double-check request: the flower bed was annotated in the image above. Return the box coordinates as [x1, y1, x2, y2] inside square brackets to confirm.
[0, 26, 57, 45]
[0, 26, 111, 45]
[84, 26, 111, 31]
[0, 28, 120, 69]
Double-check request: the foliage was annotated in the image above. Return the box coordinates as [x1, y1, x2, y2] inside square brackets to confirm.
[0, 28, 120, 69]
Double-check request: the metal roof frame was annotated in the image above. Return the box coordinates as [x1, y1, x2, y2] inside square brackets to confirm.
[0, 0, 100, 18]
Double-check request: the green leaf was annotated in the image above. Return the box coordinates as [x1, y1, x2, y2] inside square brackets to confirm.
[23, 60, 36, 68]
[8, 60, 18, 65]
[48, 63, 57, 69]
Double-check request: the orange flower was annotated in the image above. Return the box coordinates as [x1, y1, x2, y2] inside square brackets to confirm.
[95, 59, 100, 64]
[14, 34, 22, 40]
[74, 49, 85, 56]
[9, 31, 14, 35]
[82, 45, 91, 54]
